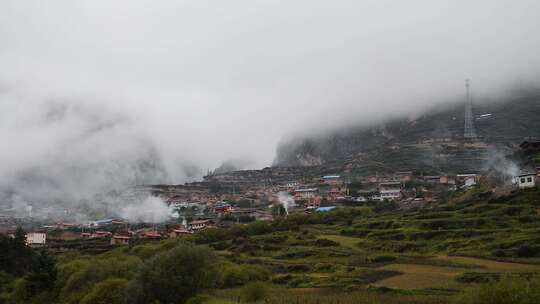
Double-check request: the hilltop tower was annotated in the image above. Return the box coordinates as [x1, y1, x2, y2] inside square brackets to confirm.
[463, 79, 477, 139]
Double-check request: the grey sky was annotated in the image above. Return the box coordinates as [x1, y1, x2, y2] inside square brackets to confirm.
[0, 1, 539, 204]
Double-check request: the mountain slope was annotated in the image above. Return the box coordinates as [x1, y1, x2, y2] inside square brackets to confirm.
[274, 91, 540, 175]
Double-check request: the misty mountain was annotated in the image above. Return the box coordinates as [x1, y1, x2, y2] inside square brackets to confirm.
[274, 90, 540, 174]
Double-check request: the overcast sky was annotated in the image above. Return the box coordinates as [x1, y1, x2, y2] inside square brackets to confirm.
[1, 1, 540, 203]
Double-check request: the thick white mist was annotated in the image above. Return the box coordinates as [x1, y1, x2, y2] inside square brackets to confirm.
[0, 0, 539, 213]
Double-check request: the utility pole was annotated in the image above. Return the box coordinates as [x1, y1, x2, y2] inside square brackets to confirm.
[463, 79, 477, 139]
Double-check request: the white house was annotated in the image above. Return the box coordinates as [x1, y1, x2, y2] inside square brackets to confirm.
[517, 173, 536, 189]
[457, 174, 480, 188]
[26, 232, 46, 246]
[188, 219, 210, 231]
[294, 188, 318, 200]
[378, 182, 402, 200]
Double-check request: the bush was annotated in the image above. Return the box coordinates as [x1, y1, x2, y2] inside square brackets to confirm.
[126, 243, 218, 304]
[185, 295, 211, 304]
[456, 272, 501, 283]
[242, 282, 267, 302]
[517, 244, 540, 257]
[271, 274, 292, 284]
[315, 238, 339, 247]
[80, 278, 128, 304]
[219, 264, 269, 288]
[453, 276, 540, 304]
[220, 265, 248, 288]
[58, 255, 141, 303]
[370, 255, 397, 263]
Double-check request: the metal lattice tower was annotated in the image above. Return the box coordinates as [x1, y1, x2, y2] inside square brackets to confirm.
[463, 79, 477, 139]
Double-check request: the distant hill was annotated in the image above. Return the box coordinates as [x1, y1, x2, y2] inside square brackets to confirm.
[274, 90, 540, 175]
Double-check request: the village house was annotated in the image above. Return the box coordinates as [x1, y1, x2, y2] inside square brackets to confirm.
[439, 176, 456, 185]
[168, 228, 193, 238]
[456, 174, 481, 188]
[188, 219, 211, 231]
[326, 186, 348, 201]
[516, 173, 536, 189]
[25, 231, 46, 246]
[82, 231, 113, 239]
[213, 202, 233, 214]
[95, 231, 113, 238]
[423, 175, 455, 185]
[355, 190, 377, 202]
[378, 182, 403, 200]
[140, 230, 162, 240]
[304, 196, 322, 210]
[253, 210, 273, 222]
[110, 235, 130, 245]
[294, 188, 318, 201]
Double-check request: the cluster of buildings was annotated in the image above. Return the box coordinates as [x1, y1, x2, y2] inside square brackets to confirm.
[4, 139, 540, 248]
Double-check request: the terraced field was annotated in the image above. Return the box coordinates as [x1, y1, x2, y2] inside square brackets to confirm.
[191, 187, 540, 303]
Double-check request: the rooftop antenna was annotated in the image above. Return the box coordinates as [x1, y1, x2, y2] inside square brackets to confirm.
[463, 79, 477, 139]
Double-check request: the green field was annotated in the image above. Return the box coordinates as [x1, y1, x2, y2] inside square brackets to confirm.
[186, 187, 540, 303]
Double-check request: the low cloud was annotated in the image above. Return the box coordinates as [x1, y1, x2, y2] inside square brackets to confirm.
[0, 1, 539, 213]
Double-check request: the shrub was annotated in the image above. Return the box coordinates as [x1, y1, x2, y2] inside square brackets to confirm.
[221, 266, 249, 288]
[517, 244, 540, 257]
[242, 282, 267, 303]
[370, 255, 397, 263]
[185, 295, 212, 304]
[456, 272, 501, 283]
[286, 264, 311, 272]
[453, 276, 540, 304]
[80, 278, 128, 304]
[315, 238, 339, 247]
[271, 274, 292, 285]
[220, 264, 270, 288]
[126, 243, 218, 304]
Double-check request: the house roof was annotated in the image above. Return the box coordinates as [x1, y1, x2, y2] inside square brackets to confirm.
[316, 206, 336, 212]
[171, 229, 192, 234]
[142, 231, 162, 238]
[112, 235, 130, 239]
[27, 231, 46, 235]
[95, 231, 112, 235]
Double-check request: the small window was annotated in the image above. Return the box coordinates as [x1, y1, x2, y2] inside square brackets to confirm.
[521, 178, 526, 183]
[527, 177, 533, 183]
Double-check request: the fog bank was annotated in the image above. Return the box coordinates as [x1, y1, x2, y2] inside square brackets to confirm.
[1, 0, 539, 210]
